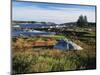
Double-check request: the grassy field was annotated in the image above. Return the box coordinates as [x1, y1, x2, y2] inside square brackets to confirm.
[12, 27, 96, 74]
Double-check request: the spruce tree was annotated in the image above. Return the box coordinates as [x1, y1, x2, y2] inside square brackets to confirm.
[77, 15, 88, 27]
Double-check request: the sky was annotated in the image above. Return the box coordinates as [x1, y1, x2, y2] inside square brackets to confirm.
[12, 1, 96, 24]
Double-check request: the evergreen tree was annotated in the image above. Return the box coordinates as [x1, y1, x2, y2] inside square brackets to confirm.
[84, 16, 88, 26]
[77, 15, 84, 27]
[77, 15, 88, 27]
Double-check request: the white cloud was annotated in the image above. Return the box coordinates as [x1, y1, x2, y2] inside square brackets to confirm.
[12, 5, 95, 24]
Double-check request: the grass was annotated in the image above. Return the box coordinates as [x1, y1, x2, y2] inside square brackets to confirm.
[12, 26, 96, 74]
[12, 48, 96, 74]
[49, 35, 66, 40]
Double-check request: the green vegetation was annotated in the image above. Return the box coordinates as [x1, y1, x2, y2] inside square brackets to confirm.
[12, 15, 96, 74]
[12, 48, 96, 74]
[12, 26, 96, 74]
[77, 15, 88, 27]
[49, 35, 66, 40]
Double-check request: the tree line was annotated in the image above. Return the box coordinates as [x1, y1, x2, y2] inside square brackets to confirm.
[77, 15, 88, 27]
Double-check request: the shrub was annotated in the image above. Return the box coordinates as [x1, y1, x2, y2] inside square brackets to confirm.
[12, 52, 37, 74]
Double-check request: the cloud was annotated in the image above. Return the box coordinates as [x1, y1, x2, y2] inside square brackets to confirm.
[12, 1, 96, 24]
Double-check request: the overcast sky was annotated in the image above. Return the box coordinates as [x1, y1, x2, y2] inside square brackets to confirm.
[12, 1, 96, 24]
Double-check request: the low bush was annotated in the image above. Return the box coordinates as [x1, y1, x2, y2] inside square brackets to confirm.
[12, 52, 37, 74]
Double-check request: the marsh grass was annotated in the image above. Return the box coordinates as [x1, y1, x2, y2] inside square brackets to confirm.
[12, 27, 96, 74]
